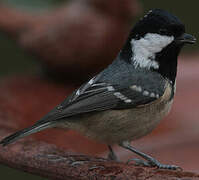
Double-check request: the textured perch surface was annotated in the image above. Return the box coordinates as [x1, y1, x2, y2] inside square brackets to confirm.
[0, 132, 199, 180]
[1, 57, 199, 179]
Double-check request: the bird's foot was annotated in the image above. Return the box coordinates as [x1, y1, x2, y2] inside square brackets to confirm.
[107, 150, 118, 161]
[107, 145, 119, 161]
[127, 158, 182, 170]
[120, 141, 182, 170]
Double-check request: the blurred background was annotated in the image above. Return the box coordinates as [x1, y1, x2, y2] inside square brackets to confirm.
[0, 0, 198, 179]
[0, 0, 198, 77]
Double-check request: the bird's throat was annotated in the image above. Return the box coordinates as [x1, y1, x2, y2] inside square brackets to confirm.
[154, 44, 182, 84]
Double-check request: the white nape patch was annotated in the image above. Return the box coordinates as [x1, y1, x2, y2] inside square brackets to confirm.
[113, 92, 132, 103]
[140, 10, 153, 21]
[131, 33, 174, 69]
[143, 10, 153, 19]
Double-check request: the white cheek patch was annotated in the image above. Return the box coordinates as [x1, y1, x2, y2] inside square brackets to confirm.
[131, 33, 174, 69]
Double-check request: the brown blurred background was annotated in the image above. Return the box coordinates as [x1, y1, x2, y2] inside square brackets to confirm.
[0, 0, 198, 179]
[0, 0, 198, 77]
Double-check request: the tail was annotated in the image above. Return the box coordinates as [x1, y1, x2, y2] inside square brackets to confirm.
[0, 121, 54, 146]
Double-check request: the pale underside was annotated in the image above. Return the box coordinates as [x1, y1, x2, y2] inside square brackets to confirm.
[58, 81, 173, 144]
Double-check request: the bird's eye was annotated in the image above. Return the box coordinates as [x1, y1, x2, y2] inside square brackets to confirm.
[159, 29, 168, 35]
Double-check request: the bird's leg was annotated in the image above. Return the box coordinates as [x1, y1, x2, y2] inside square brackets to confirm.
[119, 141, 181, 170]
[107, 145, 118, 161]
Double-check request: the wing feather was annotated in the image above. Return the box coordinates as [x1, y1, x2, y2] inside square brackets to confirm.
[38, 71, 167, 122]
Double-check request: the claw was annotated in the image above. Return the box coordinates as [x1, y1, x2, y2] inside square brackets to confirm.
[127, 158, 181, 170]
[119, 141, 182, 171]
[156, 163, 182, 170]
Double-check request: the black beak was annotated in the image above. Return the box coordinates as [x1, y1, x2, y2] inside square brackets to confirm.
[176, 33, 196, 44]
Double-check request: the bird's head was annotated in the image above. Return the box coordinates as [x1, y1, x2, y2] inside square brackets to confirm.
[120, 9, 196, 83]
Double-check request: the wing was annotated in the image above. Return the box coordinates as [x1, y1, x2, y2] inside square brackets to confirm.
[39, 74, 167, 122]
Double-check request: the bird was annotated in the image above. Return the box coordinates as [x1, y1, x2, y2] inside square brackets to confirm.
[0, 9, 196, 170]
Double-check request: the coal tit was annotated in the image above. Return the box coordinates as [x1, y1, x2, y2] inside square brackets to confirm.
[0, 9, 196, 170]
